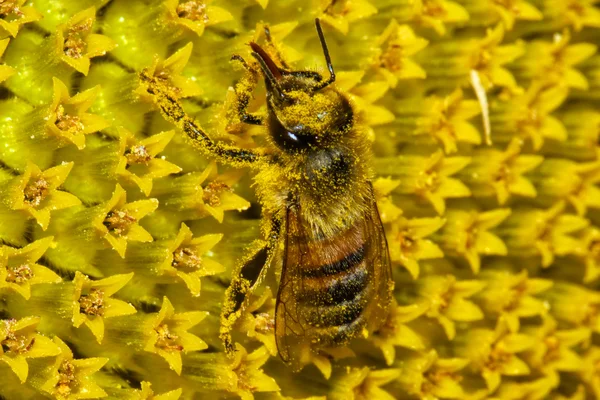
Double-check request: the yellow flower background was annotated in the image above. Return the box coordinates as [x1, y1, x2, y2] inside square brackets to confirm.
[0, 0, 600, 399]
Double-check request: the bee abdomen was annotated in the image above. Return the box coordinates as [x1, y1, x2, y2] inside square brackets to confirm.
[303, 290, 368, 327]
[301, 244, 365, 278]
[299, 267, 368, 306]
[297, 245, 372, 342]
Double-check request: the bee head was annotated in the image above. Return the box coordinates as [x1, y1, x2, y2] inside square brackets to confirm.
[250, 19, 353, 153]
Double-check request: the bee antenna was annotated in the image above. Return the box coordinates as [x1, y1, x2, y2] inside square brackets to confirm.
[313, 18, 335, 90]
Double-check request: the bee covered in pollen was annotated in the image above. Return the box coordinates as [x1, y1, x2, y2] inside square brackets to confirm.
[140, 19, 394, 370]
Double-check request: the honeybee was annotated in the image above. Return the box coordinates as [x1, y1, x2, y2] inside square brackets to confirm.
[140, 19, 394, 370]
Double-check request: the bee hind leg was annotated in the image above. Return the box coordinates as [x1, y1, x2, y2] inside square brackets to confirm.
[219, 217, 281, 355]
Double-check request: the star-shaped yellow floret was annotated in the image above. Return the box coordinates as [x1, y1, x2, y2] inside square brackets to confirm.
[375, 150, 472, 215]
[0, 0, 42, 37]
[416, 0, 469, 35]
[336, 72, 395, 142]
[513, 31, 597, 90]
[490, 0, 543, 30]
[0, 237, 61, 299]
[416, 275, 486, 339]
[522, 316, 589, 374]
[92, 184, 159, 257]
[498, 201, 589, 267]
[542, 282, 600, 335]
[397, 349, 471, 400]
[160, 223, 224, 296]
[542, 0, 600, 31]
[371, 300, 429, 366]
[40, 337, 108, 400]
[329, 367, 400, 400]
[493, 83, 568, 150]
[151, 161, 250, 223]
[135, 381, 183, 400]
[475, 269, 552, 332]
[371, 20, 428, 87]
[164, 0, 233, 37]
[236, 288, 277, 356]
[139, 42, 202, 102]
[435, 208, 511, 273]
[229, 344, 280, 400]
[470, 24, 525, 91]
[387, 215, 446, 279]
[46, 77, 110, 150]
[0, 316, 61, 383]
[460, 138, 543, 204]
[456, 324, 535, 393]
[72, 271, 136, 343]
[117, 128, 182, 196]
[144, 297, 208, 375]
[56, 7, 116, 75]
[2, 162, 81, 230]
[417, 90, 482, 154]
[319, 0, 377, 35]
[531, 156, 600, 216]
[493, 371, 559, 400]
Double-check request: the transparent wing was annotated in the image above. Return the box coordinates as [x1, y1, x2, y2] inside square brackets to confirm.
[274, 187, 393, 367]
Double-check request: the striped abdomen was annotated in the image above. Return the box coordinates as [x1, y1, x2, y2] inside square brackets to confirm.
[295, 223, 371, 345]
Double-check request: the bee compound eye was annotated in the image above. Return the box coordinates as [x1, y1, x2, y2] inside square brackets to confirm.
[270, 117, 316, 151]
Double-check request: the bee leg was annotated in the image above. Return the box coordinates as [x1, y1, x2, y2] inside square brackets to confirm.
[219, 217, 282, 355]
[230, 55, 264, 126]
[282, 70, 324, 81]
[140, 69, 266, 167]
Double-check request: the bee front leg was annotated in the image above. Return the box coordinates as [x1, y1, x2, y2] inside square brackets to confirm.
[140, 69, 267, 168]
[230, 55, 264, 126]
[219, 217, 282, 355]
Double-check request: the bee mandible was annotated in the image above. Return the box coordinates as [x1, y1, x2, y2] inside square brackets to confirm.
[140, 19, 394, 371]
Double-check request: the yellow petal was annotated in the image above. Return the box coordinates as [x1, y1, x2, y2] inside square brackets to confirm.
[84, 316, 105, 343]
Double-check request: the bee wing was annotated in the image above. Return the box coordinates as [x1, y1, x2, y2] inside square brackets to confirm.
[274, 188, 393, 367]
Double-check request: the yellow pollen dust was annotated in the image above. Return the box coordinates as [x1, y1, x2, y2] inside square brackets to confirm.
[202, 181, 231, 207]
[419, 171, 440, 192]
[172, 247, 202, 271]
[465, 224, 479, 250]
[126, 145, 152, 165]
[55, 105, 84, 133]
[155, 323, 183, 352]
[590, 240, 600, 260]
[583, 303, 599, 327]
[543, 336, 561, 362]
[281, 91, 337, 134]
[423, 1, 447, 18]
[79, 289, 105, 316]
[55, 360, 76, 399]
[253, 312, 275, 333]
[6, 263, 34, 284]
[486, 345, 512, 371]
[423, 369, 461, 394]
[397, 230, 415, 252]
[103, 210, 137, 235]
[23, 177, 49, 207]
[380, 42, 404, 72]
[63, 19, 93, 59]
[177, 1, 208, 22]
[324, 0, 351, 17]
[1, 319, 35, 354]
[0, 0, 22, 17]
